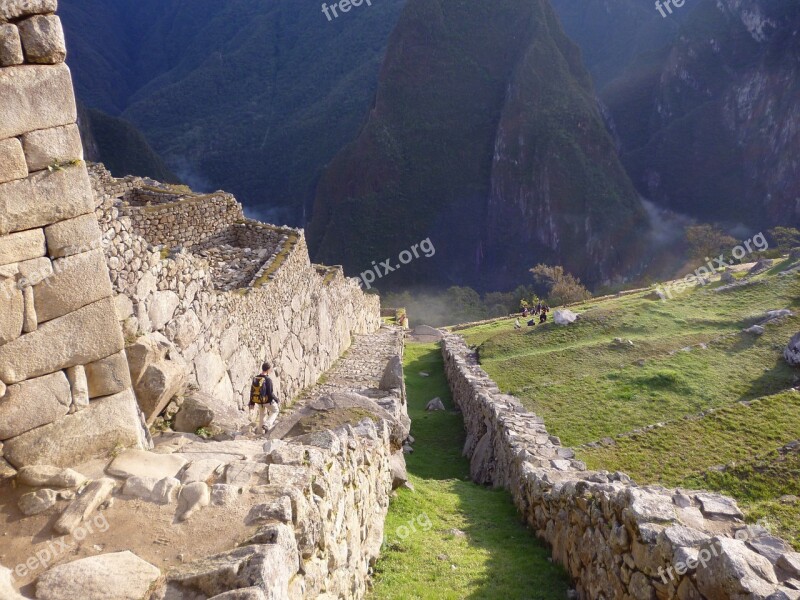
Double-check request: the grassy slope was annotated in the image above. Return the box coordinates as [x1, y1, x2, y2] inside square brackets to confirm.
[370, 343, 570, 599]
[458, 269, 800, 548]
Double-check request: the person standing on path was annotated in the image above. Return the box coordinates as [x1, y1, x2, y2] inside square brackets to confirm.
[249, 362, 281, 434]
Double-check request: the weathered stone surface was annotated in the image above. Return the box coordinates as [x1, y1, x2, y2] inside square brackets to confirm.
[135, 359, 187, 424]
[18, 14, 65, 63]
[379, 355, 403, 391]
[0, 63, 76, 141]
[224, 461, 267, 488]
[43, 212, 100, 259]
[85, 351, 131, 399]
[34, 248, 113, 323]
[209, 589, 266, 600]
[121, 476, 180, 505]
[179, 459, 224, 484]
[246, 496, 293, 525]
[786, 332, 800, 367]
[696, 537, 778, 598]
[148, 290, 180, 331]
[0, 227, 45, 266]
[18, 487, 57, 515]
[194, 350, 226, 392]
[210, 483, 240, 506]
[66, 364, 89, 411]
[0, 370, 70, 440]
[22, 284, 37, 332]
[0, 24, 23, 66]
[22, 123, 82, 172]
[0, 0, 58, 23]
[426, 397, 445, 411]
[177, 481, 210, 521]
[15, 255, 51, 286]
[0, 297, 123, 384]
[554, 309, 578, 325]
[778, 553, 800, 578]
[0, 564, 26, 600]
[53, 477, 116, 535]
[107, 449, 188, 480]
[166, 309, 201, 350]
[3, 390, 145, 468]
[696, 492, 744, 520]
[174, 396, 215, 433]
[389, 451, 408, 490]
[0, 283, 23, 344]
[0, 137, 27, 184]
[16, 465, 86, 488]
[35, 551, 161, 600]
[126, 333, 172, 385]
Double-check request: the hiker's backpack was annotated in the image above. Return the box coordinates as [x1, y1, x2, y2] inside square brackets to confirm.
[250, 376, 267, 405]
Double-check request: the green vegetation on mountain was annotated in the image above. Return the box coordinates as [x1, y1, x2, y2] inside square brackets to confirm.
[309, 0, 648, 291]
[458, 263, 800, 547]
[371, 343, 570, 599]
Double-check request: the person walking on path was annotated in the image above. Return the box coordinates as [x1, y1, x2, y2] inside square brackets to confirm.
[249, 362, 281, 434]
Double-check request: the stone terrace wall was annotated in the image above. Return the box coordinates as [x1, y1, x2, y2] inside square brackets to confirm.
[0, 1, 148, 474]
[442, 333, 800, 600]
[90, 165, 381, 428]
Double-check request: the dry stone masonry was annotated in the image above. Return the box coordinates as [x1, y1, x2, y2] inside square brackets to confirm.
[0, 0, 148, 475]
[442, 332, 800, 600]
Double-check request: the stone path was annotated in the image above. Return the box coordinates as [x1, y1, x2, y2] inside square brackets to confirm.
[269, 324, 404, 439]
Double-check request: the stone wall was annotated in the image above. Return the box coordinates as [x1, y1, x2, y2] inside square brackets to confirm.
[90, 164, 382, 429]
[0, 0, 148, 475]
[441, 333, 800, 600]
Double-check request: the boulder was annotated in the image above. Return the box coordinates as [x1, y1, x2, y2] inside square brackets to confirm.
[0, 296, 123, 385]
[389, 451, 408, 490]
[696, 537, 778, 598]
[148, 290, 180, 332]
[721, 271, 736, 284]
[173, 396, 215, 433]
[379, 355, 403, 391]
[17, 465, 86, 488]
[748, 259, 773, 276]
[53, 478, 116, 535]
[35, 551, 161, 600]
[126, 333, 173, 385]
[177, 482, 210, 522]
[0, 23, 23, 67]
[22, 123, 84, 175]
[134, 359, 187, 424]
[744, 325, 766, 336]
[121, 476, 180, 505]
[554, 309, 578, 325]
[17, 14, 65, 64]
[18, 488, 57, 515]
[784, 333, 800, 367]
[426, 397, 445, 411]
[0, 564, 26, 600]
[3, 390, 146, 468]
[107, 449, 188, 480]
[0, 370, 71, 440]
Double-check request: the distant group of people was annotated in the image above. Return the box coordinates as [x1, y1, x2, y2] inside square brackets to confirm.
[515, 302, 550, 329]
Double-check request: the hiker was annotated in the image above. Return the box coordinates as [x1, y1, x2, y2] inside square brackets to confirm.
[514, 318, 522, 330]
[527, 318, 536, 327]
[522, 307, 529, 318]
[249, 362, 281, 434]
[539, 310, 547, 324]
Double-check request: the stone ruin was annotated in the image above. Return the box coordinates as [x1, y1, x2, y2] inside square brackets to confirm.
[0, 2, 411, 598]
[441, 332, 800, 600]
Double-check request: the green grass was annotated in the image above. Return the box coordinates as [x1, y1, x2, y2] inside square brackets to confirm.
[370, 343, 571, 599]
[456, 270, 800, 549]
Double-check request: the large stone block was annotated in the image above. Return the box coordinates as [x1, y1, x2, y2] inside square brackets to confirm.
[0, 296, 123, 384]
[33, 248, 112, 323]
[0, 63, 76, 141]
[0, 137, 27, 184]
[135, 360, 187, 425]
[0, 24, 23, 66]
[2, 389, 146, 468]
[0, 0, 58, 23]
[0, 282, 23, 345]
[18, 14, 65, 64]
[0, 370, 70, 440]
[85, 351, 131, 399]
[0, 165, 93, 236]
[21, 123, 83, 173]
[0, 227, 45, 267]
[43, 212, 101, 259]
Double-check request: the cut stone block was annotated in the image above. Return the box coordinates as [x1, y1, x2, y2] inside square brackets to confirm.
[18, 14, 65, 64]
[0, 227, 45, 267]
[66, 365, 89, 412]
[121, 475, 180, 505]
[16, 465, 87, 488]
[0, 0, 58, 23]
[33, 248, 113, 323]
[22, 123, 83, 173]
[0, 166, 93, 237]
[0, 63, 76, 140]
[0, 370, 70, 440]
[53, 477, 115, 535]
[0, 137, 27, 184]
[44, 212, 101, 259]
[3, 389, 145, 468]
[35, 551, 161, 600]
[0, 297, 123, 385]
[22, 285, 36, 332]
[0, 282, 23, 344]
[0, 24, 23, 66]
[85, 351, 131, 399]
[107, 449, 188, 480]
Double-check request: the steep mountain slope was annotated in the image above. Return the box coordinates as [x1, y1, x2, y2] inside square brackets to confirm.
[59, 0, 406, 221]
[308, 0, 648, 291]
[551, 0, 800, 227]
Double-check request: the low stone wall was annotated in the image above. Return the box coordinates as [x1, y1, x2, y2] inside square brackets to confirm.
[0, 2, 147, 474]
[90, 165, 382, 429]
[441, 333, 800, 600]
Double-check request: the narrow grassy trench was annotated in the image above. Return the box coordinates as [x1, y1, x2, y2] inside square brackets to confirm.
[370, 343, 571, 600]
